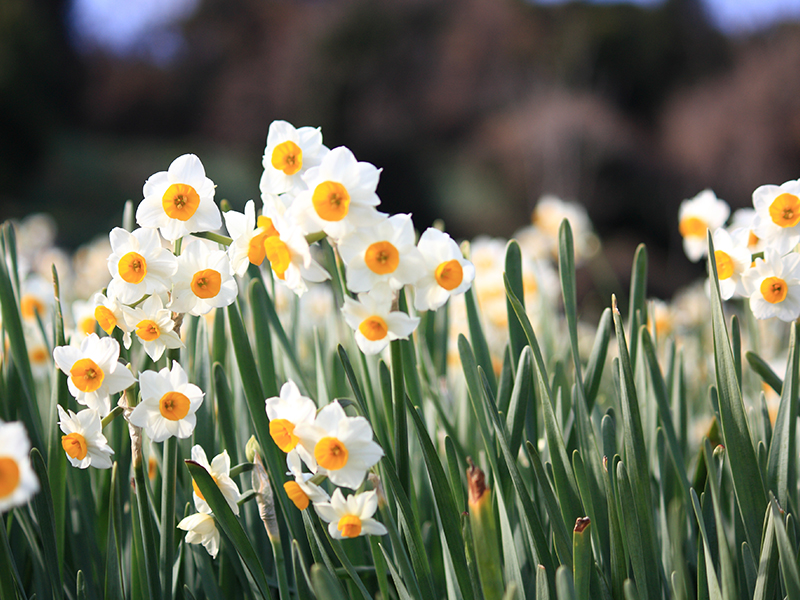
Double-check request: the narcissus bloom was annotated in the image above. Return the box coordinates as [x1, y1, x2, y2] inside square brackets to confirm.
[341, 285, 419, 356]
[314, 488, 387, 539]
[290, 147, 384, 240]
[53, 333, 137, 416]
[260, 120, 329, 196]
[178, 512, 220, 558]
[294, 400, 383, 489]
[709, 228, 751, 300]
[57, 405, 114, 469]
[107, 227, 177, 304]
[136, 154, 221, 242]
[122, 294, 183, 361]
[190, 445, 242, 516]
[283, 450, 330, 511]
[741, 247, 800, 321]
[92, 292, 131, 348]
[0, 421, 39, 512]
[169, 239, 237, 316]
[127, 361, 204, 443]
[678, 189, 730, 262]
[224, 200, 279, 276]
[265, 380, 318, 467]
[752, 179, 800, 254]
[413, 228, 475, 311]
[338, 213, 425, 292]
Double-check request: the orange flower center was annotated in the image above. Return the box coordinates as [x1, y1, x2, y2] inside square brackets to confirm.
[284, 481, 310, 510]
[95, 306, 117, 334]
[714, 250, 734, 280]
[678, 216, 707, 238]
[247, 216, 280, 266]
[359, 316, 388, 342]
[748, 231, 760, 249]
[269, 418, 299, 452]
[136, 319, 161, 342]
[0, 457, 20, 499]
[264, 237, 291, 280]
[435, 259, 463, 290]
[191, 269, 222, 299]
[769, 193, 800, 228]
[79, 316, 96, 337]
[761, 277, 788, 304]
[315, 437, 349, 470]
[312, 181, 350, 222]
[118, 252, 148, 284]
[338, 514, 362, 538]
[62, 433, 88, 460]
[162, 183, 200, 221]
[159, 391, 191, 421]
[271, 141, 303, 175]
[364, 241, 399, 275]
[70, 358, 105, 393]
[20, 295, 45, 320]
[29, 347, 49, 365]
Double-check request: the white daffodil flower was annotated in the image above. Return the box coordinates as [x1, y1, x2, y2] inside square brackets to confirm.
[265, 380, 318, 468]
[709, 228, 751, 300]
[338, 213, 425, 293]
[122, 294, 183, 362]
[169, 239, 238, 316]
[178, 512, 220, 558]
[283, 450, 330, 511]
[752, 179, 800, 255]
[53, 333, 137, 416]
[224, 200, 279, 276]
[259, 120, 329, 196]
[741, 247, 800, 321]
[678, 189, 730, 262]
[136, 154, 221, 242]
[294, 400, 383, 490]
[91, 291, 131, 348]
[341, 285, 419, 356]
[190, 445, 242, 516]
[0, 421, 39, 513]
[106, 227, 177, 305]
[290, 146, 385, 240]
[413, 228, 475, 311]
[314, 488, 387, 540]
[57, 406, 114, 469]
[127, 361, 204, 443]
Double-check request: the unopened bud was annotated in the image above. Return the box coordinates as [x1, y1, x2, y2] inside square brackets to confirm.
[245, 435, 262, 463]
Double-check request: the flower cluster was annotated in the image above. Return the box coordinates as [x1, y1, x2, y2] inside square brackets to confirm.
[678, 182, 800, 321]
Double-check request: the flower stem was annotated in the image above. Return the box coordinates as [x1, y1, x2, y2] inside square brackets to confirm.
[160, 436, 178, 598]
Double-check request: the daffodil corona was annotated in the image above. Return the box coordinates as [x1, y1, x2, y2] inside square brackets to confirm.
[0, 421, 39, 513]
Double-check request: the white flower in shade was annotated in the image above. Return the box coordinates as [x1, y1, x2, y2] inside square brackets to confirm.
[314, 488, 387, 539]
[136, 154, 221, 242]
[19, 274, 54, 324]
[71, 299, 98, 341]
[338, 213, 425, 293]
[262, 209, 330, 297]
[224, 200, 280, 276]
[177, 512, 220, 558]
[127, 361, 204, 443]
[294, 400, 383, 489]
[729, 208, 766, 254]
[283, 450, 330, 511]
[741, 247, 800, 321]
[57, 405, 114, 469]
[413, 228, 475, 311]
[106, 227, 177, 305]
[260, 120, 329, 196]
[122, 294, 183, 361]
[0, 421, 39, 512]
[709, 228, 751, 300]
[53, 334, 137, 416]
[265, 380, 318, 467]
[678, 189, 730, 262]
[752, 179, 800, 255]
[92, 292, 131, 348]
[524, 194, 600, 263]
[290, 146, 385, 240]
[190, 445, 242, 516]
[341, 285, 419, 356]
[169, 239, 238, 316]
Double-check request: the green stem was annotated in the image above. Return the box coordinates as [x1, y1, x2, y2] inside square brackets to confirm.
[192, 231, 233, 246]
[390, 340, 408, 493]
[270, 537, 291, 600]
[134, 451, 162, 600]
[101, 406, 124, 429]
[160, 436, 178, 599]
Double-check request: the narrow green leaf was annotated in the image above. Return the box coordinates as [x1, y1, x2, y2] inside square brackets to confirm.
[185, 460, 271, 599]
[556, 564, 576, 600]
[626, 244, 648, 367]
[249, 278, 279, 398]
[379, 544, 417, 600]
[700, 442, 737, 599]
[77, 570, 87, 600]
[104, 463, 124, 600]
[615, 461, 652, 600]
[312, 563, 349, 600]
[583, 308, 612, 410]
[506, 346, 532, 459]
[573, 517, 592, 600]
[753, 505, 779, 600]
[465, 285, 497, 395]
[212, 363, 241, 466]
[769, 494, 800, 600]
[745, 351, 783, 396]
[160, 436, 178, 599]
[536, 564, 550, 600]
[292, 540, 315, 600]
[505, 239, 527, 363]
[706, 232, 767, 552]
[558, 219, 584, 387]
[29, 448, 63, 600]
[134, 454, 162, 600]
[390, 340, 409, 494]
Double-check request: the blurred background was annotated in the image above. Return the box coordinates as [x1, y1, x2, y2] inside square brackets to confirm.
[3, 0, 800, 301]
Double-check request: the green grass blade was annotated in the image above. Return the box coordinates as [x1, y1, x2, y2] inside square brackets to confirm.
[626, 244, 648, 368]
[311, 563, 349, 600]
[249, 278, 279, 398]
[465, 285, 497, 395]
[745, 351, 783, 396]
[292, 540, 315, 600]
[558, 219, 584, 386]
[753, 505, 779, 600]
[701, 442, 736, 599]
[505, 346, 532, 459]
[769, 494, 800, 600]
[615, 461, 653, 600]
[505, 239, 527, 364]
[583, 308, 612, 410]
[29, 448, 64, 600]
[185, 460, 271, 599]
[573, 517, 592, 600]
[766, 321, 799, 508]
[706, 232, 767, 552]
[380, 543, 417, 600]
[556, 564, 576, 600]
[104, 463, 124, 600]
[212, 363, 241, 466]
